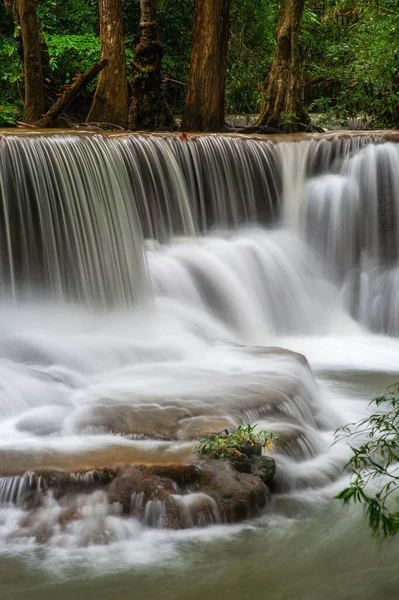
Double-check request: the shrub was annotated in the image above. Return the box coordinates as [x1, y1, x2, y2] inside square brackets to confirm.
[336, 383, 399, 538]
[197, 424, 277, 461]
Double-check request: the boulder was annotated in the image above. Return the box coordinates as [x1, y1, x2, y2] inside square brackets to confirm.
[107, 460, 271, 526]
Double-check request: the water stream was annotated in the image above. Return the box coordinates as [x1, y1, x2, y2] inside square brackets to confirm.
[0, 132, 398, 599]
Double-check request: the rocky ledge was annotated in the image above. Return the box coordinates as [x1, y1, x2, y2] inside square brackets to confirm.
[0, 454, 275, 534]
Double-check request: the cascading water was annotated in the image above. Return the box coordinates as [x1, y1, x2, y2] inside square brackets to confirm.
[0, 134, 148, 305]
[0, 131, 398, 598]
[302, 142, 399, 333]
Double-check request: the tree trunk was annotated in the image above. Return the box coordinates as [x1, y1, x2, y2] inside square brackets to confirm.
[181, 0, 230, 132]
[128, 0, 173, 131]
[256, 0, 309, 133]
[87, 0, 128, 128]
[14, 0, 44, 123]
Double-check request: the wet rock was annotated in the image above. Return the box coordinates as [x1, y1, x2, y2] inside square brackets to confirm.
[107, 464, 180, 516]
[243, 345, 310, 369]
[229, 452, 252, 474]
[0, 456, 275, 530]
[107, 460, 270, 526]
[0, 469, 117, 509]
[198, 461, 270, 523]
[250, 455, 276, 485]
[15, 407, 69, 436]
[176, 416, 237, 440]
[238, 442, 262, 457]
[228, 449, 276, 485]
[43, 468, 117, 500]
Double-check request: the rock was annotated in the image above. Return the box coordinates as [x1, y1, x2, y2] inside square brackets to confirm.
[228, 449, 276, 485]
[107, 460, 270, 526]
[250, 455, 276, 485]
[229, 452, 252, 474]
[242, 345, 310, 369]
[238, 442, 262, 457]
[198, 461, 270, 523]
[176, 416, 237, 440]
[3, 458, 274, 530]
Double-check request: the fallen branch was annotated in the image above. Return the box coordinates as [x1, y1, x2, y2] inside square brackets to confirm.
[76, 121, 126, 131]
[163, 77, 187, 87]
[225, 124, 282, 135]
[35, 59, 109, 128]
[16, 121, 36, 128]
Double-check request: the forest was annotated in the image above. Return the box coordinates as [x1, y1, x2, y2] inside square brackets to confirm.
[2, 1, 399, 597]
[0, 0, 398, 132]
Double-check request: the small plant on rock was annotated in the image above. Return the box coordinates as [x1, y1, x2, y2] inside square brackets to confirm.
[197, 424, 278, 461]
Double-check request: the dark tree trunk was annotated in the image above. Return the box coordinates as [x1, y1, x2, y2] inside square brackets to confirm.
[87, 0, 128, 128]
[256, 0, 309, 133]
[181, 0, 230, 132]
[128, 0, 173, 131]
[15, 0, 44, 123]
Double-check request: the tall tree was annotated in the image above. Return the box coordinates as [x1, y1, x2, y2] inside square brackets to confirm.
[181, 0, 230, 132]
[87, 0, 128, 128]
[256, 0, 309, 133]
[129, 0, 173, 131]
[14, 0, 44, 123]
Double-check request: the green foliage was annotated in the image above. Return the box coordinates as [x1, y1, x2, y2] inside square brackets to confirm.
[0, 103, 22, 127]
[0, 0, 278, 121]
[38, 0, 98, 35]
[226, 0, 277, 114]
[197, 424, 277, 461]
[336, 383, 399, 538]
[45, 34, 100, 91]
[0, 30, 23, 126]
[2, 0, 399, 125]
[0, 1, 100, 125]
[302, 0, 399, 127]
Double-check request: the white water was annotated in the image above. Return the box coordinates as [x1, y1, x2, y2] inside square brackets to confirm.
[0, 133, 398, 592]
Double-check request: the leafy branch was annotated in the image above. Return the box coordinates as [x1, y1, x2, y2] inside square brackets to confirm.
[336, 383, 399, 538]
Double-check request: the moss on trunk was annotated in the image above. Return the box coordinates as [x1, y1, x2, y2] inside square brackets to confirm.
[128, 0, 173, 131]
[257, 0, 309, 133]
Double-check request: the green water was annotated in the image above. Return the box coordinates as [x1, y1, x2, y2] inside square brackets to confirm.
[1, 497, 398, 600]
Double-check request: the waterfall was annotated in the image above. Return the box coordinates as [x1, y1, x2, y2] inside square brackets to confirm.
[0, 134, 148, 306]
[300, 141, 399, 333]
[0, 130, 399, 565]
[148, 230, 332, 340]
[1, 131, 399, 332]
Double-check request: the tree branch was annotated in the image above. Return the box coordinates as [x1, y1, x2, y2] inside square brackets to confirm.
[35, 58, 109, 128]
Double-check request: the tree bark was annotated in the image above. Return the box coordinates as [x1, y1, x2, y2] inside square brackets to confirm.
[128, 0, 173, 131]
[181, 0, 230, 132]
[86, 0, 128, 128]
[14, 0, 44, 123]
[256, 0, 309, 133]
[35, 59, 108, 128]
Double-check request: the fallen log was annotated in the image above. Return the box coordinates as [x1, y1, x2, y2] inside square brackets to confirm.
[35, 58, 108, 129]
